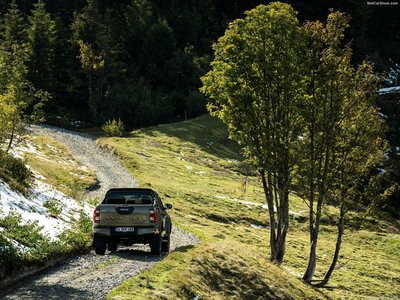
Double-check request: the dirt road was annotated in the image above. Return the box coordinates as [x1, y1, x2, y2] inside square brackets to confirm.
[0, 125, 198, 300]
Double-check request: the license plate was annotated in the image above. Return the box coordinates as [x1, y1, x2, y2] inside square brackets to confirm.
[115, 227, 135, 232]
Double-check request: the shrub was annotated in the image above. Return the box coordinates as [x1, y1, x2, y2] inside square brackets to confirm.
[0, 212, 48, 250]
[0, 150, 32, 194]
[0, 233, 23, 279]
[101, 118, 125, 137]
[44, 199, 63, 218]
[59, 211, 92, 252]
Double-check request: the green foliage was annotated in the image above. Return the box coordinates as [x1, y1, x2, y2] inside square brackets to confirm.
[26, 0, 57, 95]
[0, 233, 22, 278]
[0, 1, 48, 154]
[201, 2, 306, 262]
[102, 118, 125, 137]
[43, 199, 63, 218]
[0, 212, 48, 250]
[59, 211, 93, 252]
[201, 2, 388, 279]
[0, 150, 32, 193]
[1, 0, 26, 50]
[93, 81, 174, 128]
[70, 0, 205, 129]
[0, 209, 92, 281]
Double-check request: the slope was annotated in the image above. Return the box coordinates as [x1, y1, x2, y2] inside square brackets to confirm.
[98, 114, 399, 299]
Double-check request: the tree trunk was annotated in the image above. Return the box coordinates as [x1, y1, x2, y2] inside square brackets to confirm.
[303, 193, 323, 282]
[276, 190, 289, 262]
[261, 169, 279, 262]
[6, 118, 16, 153]
[315, 203, 345, 287]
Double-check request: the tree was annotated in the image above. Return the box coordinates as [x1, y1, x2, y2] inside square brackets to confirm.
[0, 1, 47, 152]
[26, 0, 57, 96]
[201, 2, 306, 263]
[1, 0, 26, 52]
[297, 12, 387, 284]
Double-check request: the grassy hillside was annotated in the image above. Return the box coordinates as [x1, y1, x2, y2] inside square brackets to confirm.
[21, 135, 97, 200]
[98, 114, 400, 300]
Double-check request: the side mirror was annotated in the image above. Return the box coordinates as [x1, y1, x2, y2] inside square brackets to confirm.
[165, 203, 173, 210]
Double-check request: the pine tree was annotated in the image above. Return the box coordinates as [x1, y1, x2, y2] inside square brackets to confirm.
[1, 0, 26, 52]
[26, 0, 57, 95]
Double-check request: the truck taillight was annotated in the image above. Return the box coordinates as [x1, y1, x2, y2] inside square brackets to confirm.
[150, 209, 157, 223]
[93, 209, 100, 223]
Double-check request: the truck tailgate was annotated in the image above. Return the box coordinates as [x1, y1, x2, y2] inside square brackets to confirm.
[96, 204, 152, 227]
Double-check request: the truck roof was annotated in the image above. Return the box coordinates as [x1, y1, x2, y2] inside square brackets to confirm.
[102, 188, 156, 205]
[106, 188, 155, 193]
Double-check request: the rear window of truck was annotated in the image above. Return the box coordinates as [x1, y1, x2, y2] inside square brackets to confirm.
[103, 190, 154, 205]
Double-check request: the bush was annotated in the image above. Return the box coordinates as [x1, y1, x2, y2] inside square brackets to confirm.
[0, 210, 93, 283]
[0, 150, 32, 194]
[101, 118, 125, 137]
[44, 199, 63, 218]
[0, 212, 49, 250]
[59, 211, 92, 251]
[0, 233, 22, 278]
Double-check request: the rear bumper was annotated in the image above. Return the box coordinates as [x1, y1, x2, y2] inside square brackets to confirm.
[93, 226, 158, 237]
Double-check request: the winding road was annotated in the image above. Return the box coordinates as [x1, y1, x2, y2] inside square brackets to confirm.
[0, 125, 198, 300]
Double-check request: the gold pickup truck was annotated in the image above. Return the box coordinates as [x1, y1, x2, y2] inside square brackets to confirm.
[92, 188, 172, 255]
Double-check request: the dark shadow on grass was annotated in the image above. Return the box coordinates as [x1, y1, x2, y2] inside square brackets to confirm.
[128, 114, 243, 161]
[172, 245, 195, 253]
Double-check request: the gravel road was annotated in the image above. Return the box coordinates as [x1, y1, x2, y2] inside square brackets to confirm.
[28, 124, 138, 200]
[0, 125, 199, 300]
[0, 227, 198, 300]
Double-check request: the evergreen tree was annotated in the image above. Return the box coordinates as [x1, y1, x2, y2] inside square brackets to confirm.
[1, 0, 26, 52]
[26, 0, 57, 96]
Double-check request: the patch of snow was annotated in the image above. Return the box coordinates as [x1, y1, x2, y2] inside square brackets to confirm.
[378, 112, 388, 119]
[378, 86, 400, 95]
[250, 224, 268, 229]
[195, 171, 207, 175]
[282, 266, 303, 278]
[377, 168, 387, 174]
[0, 179, 91, 241]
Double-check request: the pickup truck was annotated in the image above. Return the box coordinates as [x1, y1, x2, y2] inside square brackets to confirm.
[92, 188, 172, 255]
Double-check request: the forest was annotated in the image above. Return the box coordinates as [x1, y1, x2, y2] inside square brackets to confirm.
[0, 1, 398, 211]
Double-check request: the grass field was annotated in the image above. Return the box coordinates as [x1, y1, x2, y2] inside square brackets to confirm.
[22, 135, 97, 200]
[98, 115, 400, 299]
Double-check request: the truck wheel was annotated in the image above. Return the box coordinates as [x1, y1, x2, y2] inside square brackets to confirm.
[108, 242, 118, 252]
[161, 234, 170, 253]
[94, 236, 106, 255]
[150, 235, 162, 255]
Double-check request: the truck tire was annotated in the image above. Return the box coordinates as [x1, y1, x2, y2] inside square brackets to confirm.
[108, 242, 118, 252]
[150, 235, 162, 255]
[93, 236, 106, 255]
[161, 234, 170, 253]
